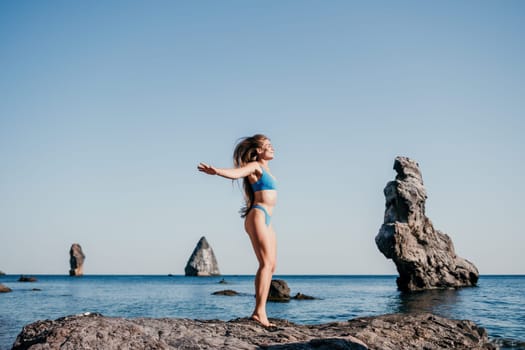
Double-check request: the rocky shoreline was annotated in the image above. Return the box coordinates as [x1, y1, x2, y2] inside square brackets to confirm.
[12, 312, 496, 349]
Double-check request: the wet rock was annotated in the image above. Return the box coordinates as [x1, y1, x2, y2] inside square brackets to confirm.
[0, 283, 12, 293]
[268, 279, 290, 302]
[184, 236, 220, 276]
[18, 275, 37, 282]
[292, 293, 316, 300]
[69, 243, 85, 276]
[491, 337, 525, 349]
[212, 289, 239, 296]
[375, 157, 479, 292]
[12, 312, 496, 350]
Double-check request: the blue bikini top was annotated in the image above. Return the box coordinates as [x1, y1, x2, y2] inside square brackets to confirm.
[251, 167, 277, 192]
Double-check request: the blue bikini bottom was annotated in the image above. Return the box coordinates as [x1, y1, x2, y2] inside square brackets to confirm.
[252, 205, 271, 226]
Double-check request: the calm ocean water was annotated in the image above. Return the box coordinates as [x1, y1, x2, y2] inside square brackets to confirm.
[1, 275, 524, 349]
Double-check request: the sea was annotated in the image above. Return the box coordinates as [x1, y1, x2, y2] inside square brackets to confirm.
[1, 275, 524, 350]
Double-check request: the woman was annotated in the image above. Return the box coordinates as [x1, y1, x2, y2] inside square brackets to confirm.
[197, 134, 277, 327]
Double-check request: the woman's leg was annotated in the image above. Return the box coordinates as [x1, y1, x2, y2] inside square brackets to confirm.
[245, 209, 277, 326]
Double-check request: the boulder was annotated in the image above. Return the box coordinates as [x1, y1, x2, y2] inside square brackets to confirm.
[0, 283, 12, 293]
[0, 270, 5, 276]
[69, 243, 85, 276]
[11, 312, 496, 349]
[375, 157, 479, 292]
[184, 236, 220, 276]
[268, 279, 290, 302]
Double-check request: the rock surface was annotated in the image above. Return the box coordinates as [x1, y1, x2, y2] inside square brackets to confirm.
[0, 283, 12, 293]
[12, 312, 495, 350]
[375, 157, 479, 292]
[268, 279, 291, 302]
[69, 243, 85, 276]
[184, 236, 220, 276]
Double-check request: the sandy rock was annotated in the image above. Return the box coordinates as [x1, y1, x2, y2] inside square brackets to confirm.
[376, 157, 479, 291]
[12, 312, 495, 350]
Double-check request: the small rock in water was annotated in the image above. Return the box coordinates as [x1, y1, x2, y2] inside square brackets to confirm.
[268, 279, 290, 302]
[292, 292, 316, 300]
[0, 283, 12, 293]
[212, 289, 239, 296]
[18, 275, 37, 282]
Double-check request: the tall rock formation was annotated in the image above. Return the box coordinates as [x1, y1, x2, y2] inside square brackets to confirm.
[185, 236, 220, 276]
[375, 157, 479, 292]
[69, 243, 85, 276]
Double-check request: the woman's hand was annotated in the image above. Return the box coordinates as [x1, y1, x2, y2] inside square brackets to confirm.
[198, 162, 218, 175]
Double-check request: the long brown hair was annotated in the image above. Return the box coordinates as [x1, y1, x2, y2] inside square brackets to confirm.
[233, 134, 268, 218]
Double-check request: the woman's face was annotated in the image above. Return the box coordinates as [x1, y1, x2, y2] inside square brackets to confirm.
[259, 139, 274, 160]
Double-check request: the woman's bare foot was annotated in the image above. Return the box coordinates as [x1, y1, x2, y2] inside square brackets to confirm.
[250, 314, 275, 327]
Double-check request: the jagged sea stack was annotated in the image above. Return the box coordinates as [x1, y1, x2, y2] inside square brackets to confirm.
[375, 157, 479, 292]
[69, 243, 85, 276]
[185, 236, 220, 276]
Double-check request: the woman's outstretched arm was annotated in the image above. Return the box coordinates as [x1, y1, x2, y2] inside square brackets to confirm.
[198, 162, 259, 180]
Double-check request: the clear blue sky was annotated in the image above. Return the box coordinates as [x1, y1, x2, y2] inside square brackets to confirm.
[1, 1, 523, 275]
